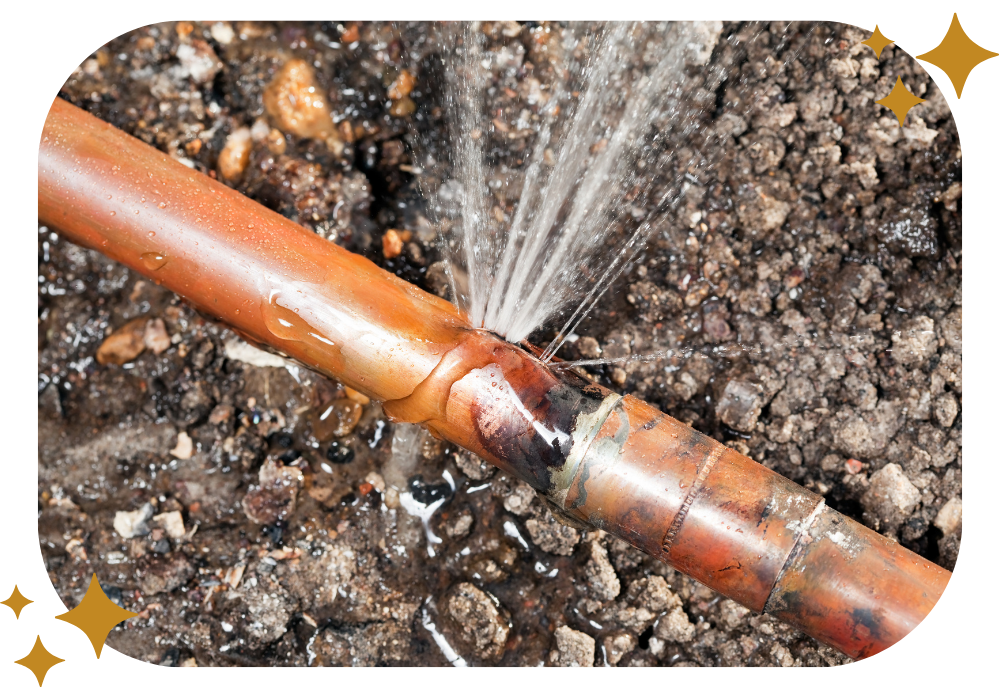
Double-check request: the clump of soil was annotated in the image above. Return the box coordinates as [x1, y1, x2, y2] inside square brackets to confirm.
[38, 21, 960, 667]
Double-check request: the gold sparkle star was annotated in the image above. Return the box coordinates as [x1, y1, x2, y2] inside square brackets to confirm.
[917, 13, 998, 97]
[54, 573, 137, 658]
[1, 585, 33, 619]
[14, 636, 63, 687]
[862, 25, 895, 58]
[876, 76, 926, 126]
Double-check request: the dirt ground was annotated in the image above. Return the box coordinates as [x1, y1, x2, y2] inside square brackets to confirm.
[38, 21, 961, 667]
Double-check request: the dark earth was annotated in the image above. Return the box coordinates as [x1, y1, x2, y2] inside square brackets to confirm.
[38, 21, 961, 667]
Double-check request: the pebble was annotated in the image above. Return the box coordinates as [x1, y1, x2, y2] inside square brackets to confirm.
[210, 22, 235, 45]
[170, 431, 194, 460]
[312, 399, 362, 441]
[445, 582, 510, 661]
[152, 511, 185, 539]
[549, 626, 595, 667]
[584, 540, 621, 601]
[525, 512, 581, 556]
[263, 59, 336, 140]
[143, 318, 171, 354]
[602, 630, 637, 666]
[96, 317, 148, 364]
[860, 463, 921, 532]
[891, 316, 937, 367]
[387, 70, 415, 100]
[933, 496, 962, 536]
[113, 502, 154, 539]
[382, 229, 404, 258]
[218, 127, 252, 181]
[136, 552, 195, 596]
[502, 480, 535, 515]
[176, 40, 222, 85]
[452, 448, 495, 481]
[716, 379, 765, 432]
[242, 458, 303, 525]
[654, 606, 697, 643]
[933, 392, 959, 428]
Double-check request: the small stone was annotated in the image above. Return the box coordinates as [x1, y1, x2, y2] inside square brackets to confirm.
[136, 552, 195, 595]
[242, 457, 302, 525]
[176, 40, 222, 85]
[634, 575, 678, 613]
[387, 70, 416, 99]
[502, 480, 535, 515]
[383, 487, 400, 509]
[648, 637, 667, 658]
[654, 606, 696, 643]
[208, 404, 233, 425]
[453, 449, 494, 481]
[266, 129, 286, 155]
[445, 583, 510, 661]
[891, 316, 937, 367]
[933, 392, 959, 428]
[584, 541, 620, 601]
[364, 471, 386, 493]
[549, 626, 595, 667]
[938, 307, 961, 353]
[312, 399, 362, 441]
[443, 509, 474, 539]
[933, 496, 962, 536]
[382, 229, 404, 258]
[143, 318, 171, 354]
[525, 513, 581, 556]
[218, 127, 252, 181]
[263, 59, 335, 140]
[833, 400, 904, 460]
[716, 379, 764, 432]
[602, 630, 636, 666]
[96, 317, 147, 364]
[860, 463, 921, 532]
[210, 22, 235, 45]
[240, 580, 295, 645]
[152, 511, 185, 538]
[113, 502, 154, 539]
[170, 431, 194, 460]
[388, 97, 416, 118]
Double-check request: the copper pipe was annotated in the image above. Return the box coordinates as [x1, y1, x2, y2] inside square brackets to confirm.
[38, 98, 951, 660]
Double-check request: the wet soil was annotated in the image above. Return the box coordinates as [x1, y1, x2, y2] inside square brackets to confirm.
[39, 21, 960, 667]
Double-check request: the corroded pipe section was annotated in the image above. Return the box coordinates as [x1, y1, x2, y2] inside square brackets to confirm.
[39, 98, 951, 659]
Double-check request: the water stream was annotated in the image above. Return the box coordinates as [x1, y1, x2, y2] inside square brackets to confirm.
[417, 21, 815, 365]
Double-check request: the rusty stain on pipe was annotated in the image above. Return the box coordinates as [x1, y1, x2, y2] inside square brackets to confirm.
[38, 98, 951, 660]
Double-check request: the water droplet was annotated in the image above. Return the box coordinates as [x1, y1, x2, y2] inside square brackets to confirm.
[110, 211, 116, 216]
[158, 202, 167, 209]
[140, 252, 168, 270]
[261, 292, 334, 347]
[147, 231, 156, 237]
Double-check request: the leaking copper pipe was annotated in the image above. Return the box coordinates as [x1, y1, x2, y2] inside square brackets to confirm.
[39, 98, 951, 660]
